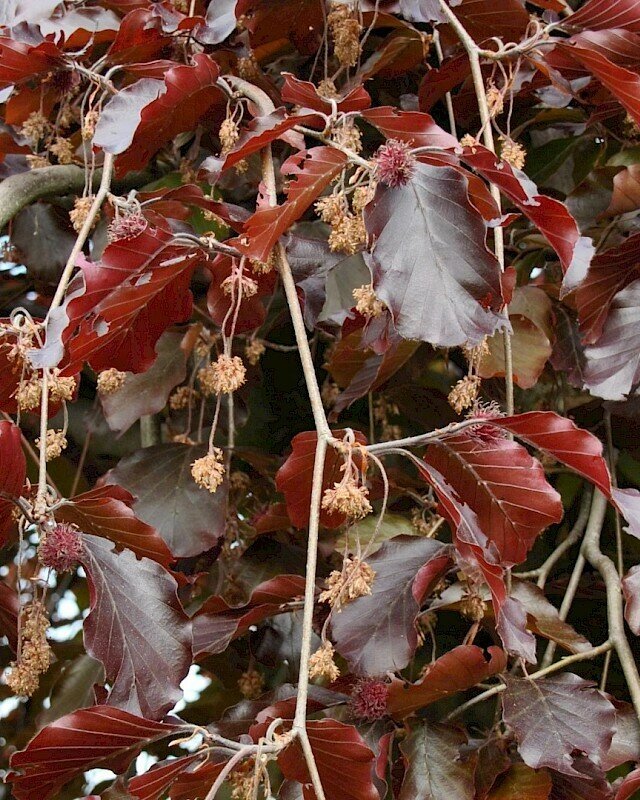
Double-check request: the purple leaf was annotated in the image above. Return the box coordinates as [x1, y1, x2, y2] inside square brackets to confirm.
[503, 674, 616, 776]
[364, 162, 507, 347]
[79, 534, 192, 720]
[330, 535, 451, 675]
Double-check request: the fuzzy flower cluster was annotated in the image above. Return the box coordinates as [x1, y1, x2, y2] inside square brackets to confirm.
[499, 136, 527, 170]
[5, 602, 52, 697]
[49, 137, 75, 165]
[191, 447, 226, 493]
[107, 212, 147, 243]
[448, 374, 481, 415]
[467, 400, 507, 444]
[97, 368, 127, 395]
[486, 80, 505, 118]
[319, 557, 376, 610]
[373, 139, 416, 187]
[328, 3, 362, 67]
[38, 523, 83, 572]
[221, 273, 258, 298]
[322, 481, 372, 520]
[244, 338, 265, 366]
[69, 196, 97, 233]
[169, 385, 199, 410]
[309, 641, 340, 682]
[220, 117, 240, 155]
[238, 668, 265, 699]
[250, 251, 276, 275]
[198, 354, 246, 395]
[36, 428, 67, 461]
[315, 193, 367, 255]
[353, 283, 385, 318]
[49, 370, 77, 403]
[350, 679, 389, 721]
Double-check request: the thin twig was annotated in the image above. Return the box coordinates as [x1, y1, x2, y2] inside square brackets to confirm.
[437, 0, 514, 417]
[432, 29, 457, 138]
[581, 490, 640, 720]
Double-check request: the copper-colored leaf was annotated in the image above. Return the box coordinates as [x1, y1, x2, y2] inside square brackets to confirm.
[386, 645, 507, 719]
[0, 419, 25, 543]
[238, 146, 348, 263]
[487, 764, 552, 800]
[193, 574, 306, 658]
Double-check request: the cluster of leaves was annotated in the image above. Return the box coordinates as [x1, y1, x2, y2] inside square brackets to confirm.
[0, 0, 639, 799]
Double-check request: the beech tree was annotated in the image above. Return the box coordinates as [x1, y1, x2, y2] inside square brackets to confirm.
[1, 0, 640, 798]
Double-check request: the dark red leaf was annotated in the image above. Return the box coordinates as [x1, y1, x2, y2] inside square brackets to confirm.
[105, 443, 227, 558]
[602, 700, 640, 770]
[237, 146, 348, 263]
[398, 723, 475, 800]
[56, 485, 174, 567]
[386, 645, 507, 719]
[54, 225, 202, 374]
[418, 51, 471, 111]
[0, 38, 66, 88]
[568, 0, 640, 34]
[419, 461, 537, 661]
[281, 73, 371, 113]
[277, 718, 379, 800]
[128, 754, 205, 800]
[7, 706, 179, 800]
[622, 564, 640, 635]
[219, 108, 317, 172]
[275, 429, 368, 529]
[168, 756, 229, 800]
[492, 411, 612, 497]
[330, 536, 451, 675]
[361, 105, 459, 149]
[105, 8, 173, 64]
[94, 54, 225, 175]
[424, 432, 563, 564]
[79, 534, 192, 719]
[236, 0, 325, 54]
[575, 234, 640, 343]
[560, 42, 640, 125]
[192, 574, 306, 657]
[0, 419, 25, 543]
[439, 0, 530, 48]
[364, 162, 507, 347]
[459, 145, 595, 294]
[502, 674, 616, 776]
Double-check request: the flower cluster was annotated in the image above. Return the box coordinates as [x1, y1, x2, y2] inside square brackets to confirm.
[198, 354, 246, 395]
[319, 557, 376, 610]
[349, 679, 389, 720]
[38, 523, 83, 572]
[309, 641, 340, 682]
[238, 668, 264, 699]
[499, 135, 527, 170]
[5, 601, 52, 697]
[353, 283, 385, 318]
[244, 338, 265, 365]
[97, 368, 127, 395]
[373, 139, 416, 187]
[328, 3, 362, 68]
[69, 196, 96, 233]
[191, 447, 226, 493]
[315, 192, 367, 255]
[169, 385, 199, 410]
[35, 428, 67, 461]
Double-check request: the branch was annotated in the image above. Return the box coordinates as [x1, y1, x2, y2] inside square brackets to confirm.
[0, 161, 158, 231]
[437, 0, 514, 416]
[582, 490, 640, 720]
[228, 74, 330, 800]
